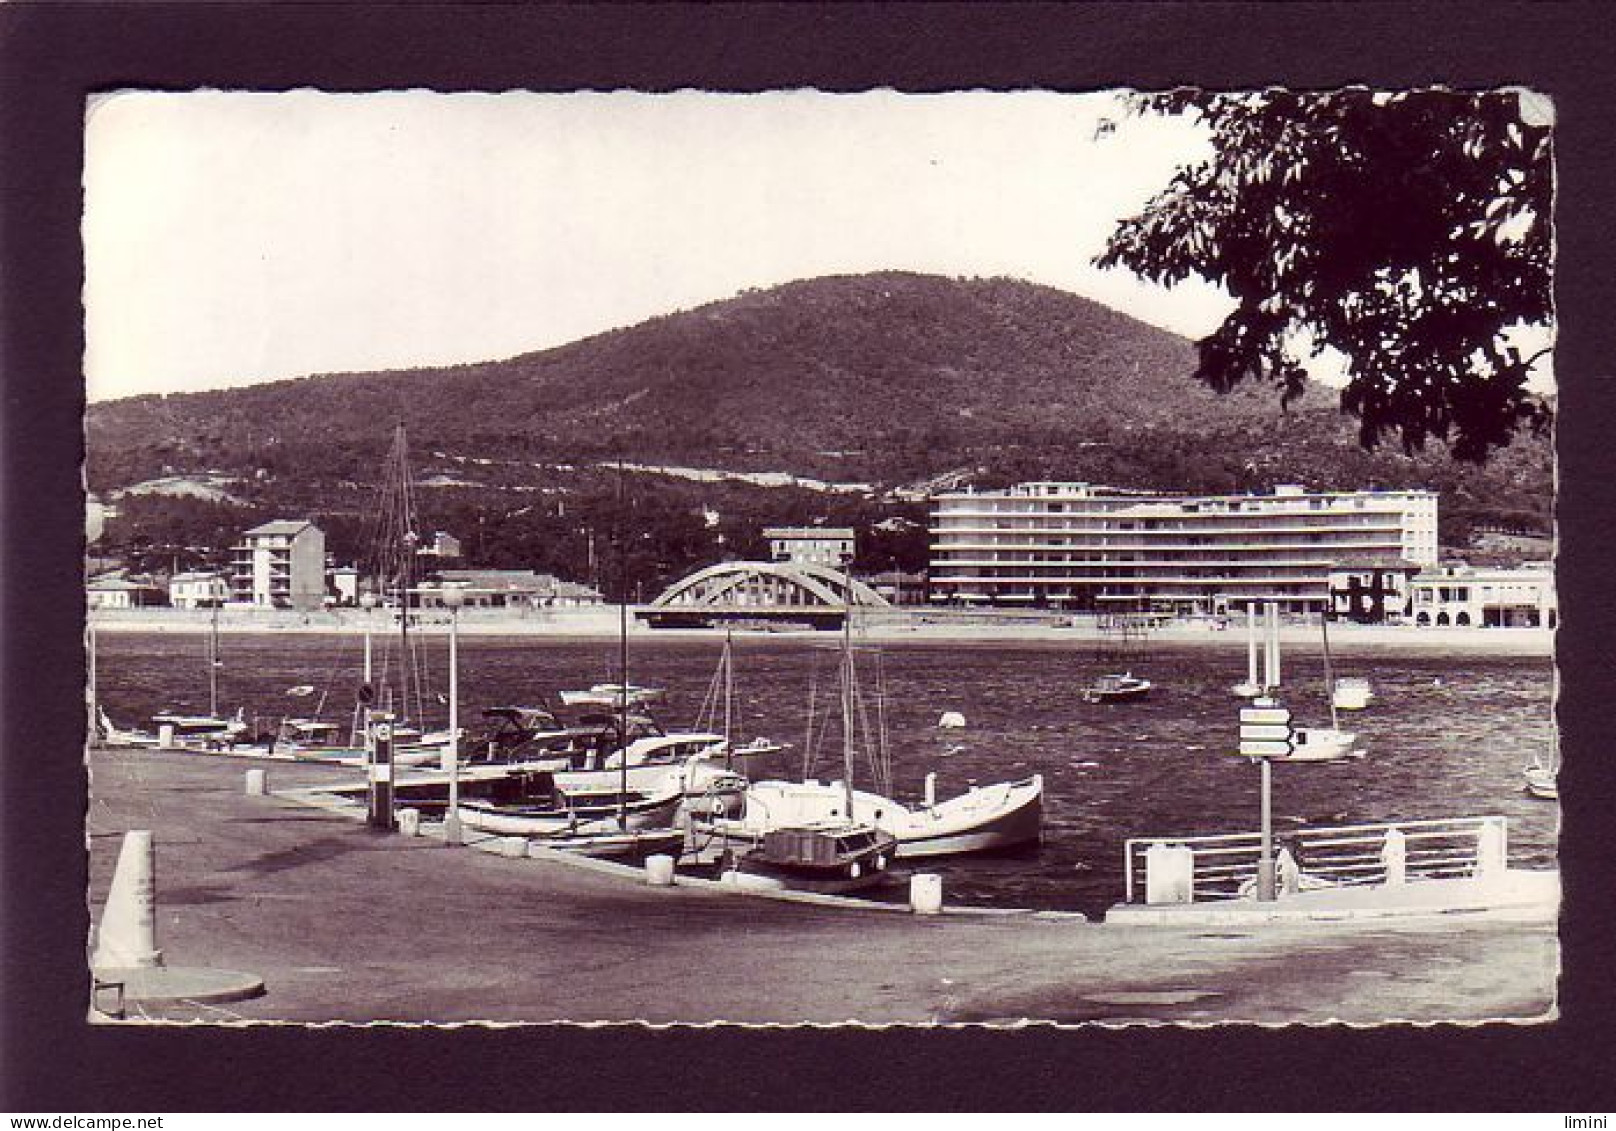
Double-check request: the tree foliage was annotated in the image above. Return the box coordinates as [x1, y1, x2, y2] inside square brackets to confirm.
[1097, 89, 1553, 461]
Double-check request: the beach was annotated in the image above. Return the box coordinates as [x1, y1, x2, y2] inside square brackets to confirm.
[89, 605, 1557, 657]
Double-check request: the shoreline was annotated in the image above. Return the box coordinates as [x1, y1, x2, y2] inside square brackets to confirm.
[87, 606, 1556, 656]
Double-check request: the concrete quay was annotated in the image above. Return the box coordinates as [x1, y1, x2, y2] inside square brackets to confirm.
[87, 746, 1559, 1026]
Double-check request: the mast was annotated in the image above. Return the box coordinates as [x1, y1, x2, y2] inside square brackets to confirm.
[723, 628, 734, 770]
[1247, 603, 1258, 686]
[616, 459, 629, 831]
[209, 600, 220, 718]
[1321, 604, 1339, 730]
[841, 555, 856, 823]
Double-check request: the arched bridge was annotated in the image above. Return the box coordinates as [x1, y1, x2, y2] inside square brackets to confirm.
[639, 561, 889, 629]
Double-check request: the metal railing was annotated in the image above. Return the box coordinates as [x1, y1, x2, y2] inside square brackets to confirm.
[1123, 815, 1510, 904]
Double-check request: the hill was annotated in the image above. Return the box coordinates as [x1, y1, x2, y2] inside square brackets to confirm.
[86, 272, 1553, 590]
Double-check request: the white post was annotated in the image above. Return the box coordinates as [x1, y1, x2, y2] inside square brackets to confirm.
[924, 771, 937, 808]
[1257, 758, 1276, 901]
[245, 768, 268, 796]
[1475, 819, 1507, 879]
[1380, 826, 1408, 886]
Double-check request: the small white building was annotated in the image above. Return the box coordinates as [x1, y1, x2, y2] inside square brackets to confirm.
[168, 570, 229, 609]
[328, 564, 360, 606]
[1409, 562, 1557, 628]
[87, 573, 163, 609]
[764, 526, 856, 570]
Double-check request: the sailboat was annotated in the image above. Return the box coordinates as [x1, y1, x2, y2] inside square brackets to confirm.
[1283, 605, 1362, 763]
[700, 575, 1042, 864]
[722, 562, 899, 893]
[457, 461, 690, 860]
[149, 602, 248, 749]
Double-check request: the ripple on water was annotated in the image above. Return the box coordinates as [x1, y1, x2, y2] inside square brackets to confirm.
[94, 633, 1557, 917]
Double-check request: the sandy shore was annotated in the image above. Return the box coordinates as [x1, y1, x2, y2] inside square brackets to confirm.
[88, 605, 1555, 656]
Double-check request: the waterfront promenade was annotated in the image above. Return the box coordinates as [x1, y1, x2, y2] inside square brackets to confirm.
[88, 605, 1556, 656]
[87, 746, 1558, 1026]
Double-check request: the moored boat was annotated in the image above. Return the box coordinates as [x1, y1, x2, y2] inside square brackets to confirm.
[700, 773, 1043, 859]
[1523, 757, 1558, 800]
[730, 822, 899, 894]
[1082, 672, 1152, 703]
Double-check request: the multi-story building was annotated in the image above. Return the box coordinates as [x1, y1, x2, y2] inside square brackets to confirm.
[763, 527, 856, 570]
[230, 520, 327, 610]
[1408, 561, 1556, 628]
[929, 482, 1439, 616]
[168, 570, 229, 609]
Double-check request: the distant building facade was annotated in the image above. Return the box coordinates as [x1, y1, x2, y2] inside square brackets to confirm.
[416, 569, 603, 609]
[929, 482, 1439, 616]
[168, 570, 229, 609]
[764, 527, 856, 570]
[416, 531, 463, 562]
[87, 572, 163, 609]
[1408, 562, 1556, 628]
[231, 520, 327, 610]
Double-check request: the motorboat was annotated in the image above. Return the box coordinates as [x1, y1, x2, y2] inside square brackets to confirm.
[559, 683, 663, 708]
[727, 822, 899, 894]
[1523, 757, 1558, 800]
[1082, 672, 1152, 703]
[1285, 725, 1362, 763]
[699, 773, 1044, 859]
[1331, 677, 1374, 711]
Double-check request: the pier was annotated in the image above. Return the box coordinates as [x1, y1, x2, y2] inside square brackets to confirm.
[88, 744, 1558, 1025]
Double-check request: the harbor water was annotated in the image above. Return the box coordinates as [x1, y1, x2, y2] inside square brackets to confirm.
[91, 631, 1558, 918]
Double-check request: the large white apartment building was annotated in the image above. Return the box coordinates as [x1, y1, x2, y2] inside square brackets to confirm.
[929, 482, 1439, 615]
[230, 520, 327, 611]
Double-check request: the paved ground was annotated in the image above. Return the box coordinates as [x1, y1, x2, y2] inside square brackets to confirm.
[86, 746, 1560, 1026]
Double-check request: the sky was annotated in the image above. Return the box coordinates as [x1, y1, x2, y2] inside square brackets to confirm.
[84, 89, 1238, 403]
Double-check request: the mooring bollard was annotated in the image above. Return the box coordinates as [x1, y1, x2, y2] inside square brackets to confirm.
[367, 719, 396, 832]
[1144, 842, 1195, 905]
[157, 723, 176, 750]
[645, 854, 676, 887]
[397, 808, 420, 837]
[244, 768, 268, 796]
[910, 873, 943, 915]
[1380, 826, 1408, 886]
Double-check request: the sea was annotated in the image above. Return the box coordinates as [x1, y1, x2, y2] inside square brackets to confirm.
[92, 630, 1558, 919]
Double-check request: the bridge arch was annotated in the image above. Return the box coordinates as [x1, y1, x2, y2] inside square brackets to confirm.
[649, 561, 889, 612]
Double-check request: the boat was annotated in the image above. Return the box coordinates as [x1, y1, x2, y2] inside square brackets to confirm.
[457, 777, 687, 836]
[1081, 671, 1152, 703]
[704, 772, 1043, 859]
[559, 683, 663, 708]
[1523, 755, 1558, 800]
[725, 561, 898, 893]
[727, 823, 898, 894]
[145, 604, 250, 748]
[1331, 676, 1374, 711]
[1271, 604, 1361, 762]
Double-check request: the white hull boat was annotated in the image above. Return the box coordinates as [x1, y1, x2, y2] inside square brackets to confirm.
[1286, 726, 1362, 762]
[1523, 759, 1558, 800]
[698, 774, 1043, 859]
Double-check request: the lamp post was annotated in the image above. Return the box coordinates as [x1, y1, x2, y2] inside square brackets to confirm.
[441, 583, 465, 846]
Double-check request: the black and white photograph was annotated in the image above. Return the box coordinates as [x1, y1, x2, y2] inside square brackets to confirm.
[78, 85, 1559, 1030]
